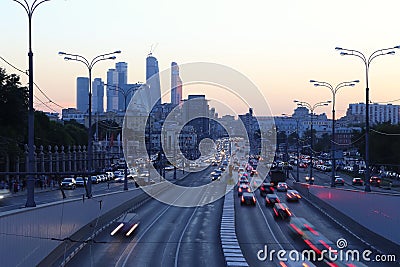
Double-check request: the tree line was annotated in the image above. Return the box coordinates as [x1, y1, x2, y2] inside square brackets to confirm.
[0, 67, 87, 158]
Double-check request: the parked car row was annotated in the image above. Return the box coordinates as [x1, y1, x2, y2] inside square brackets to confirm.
[60, 169, 132, 190]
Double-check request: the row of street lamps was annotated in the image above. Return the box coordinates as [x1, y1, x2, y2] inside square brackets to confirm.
[10, 0, 400, 207]
[293, 100, 330, 184]
[295, 46, 400, 192]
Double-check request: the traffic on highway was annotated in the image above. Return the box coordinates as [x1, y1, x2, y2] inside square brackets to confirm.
[1, 138, 399, 267]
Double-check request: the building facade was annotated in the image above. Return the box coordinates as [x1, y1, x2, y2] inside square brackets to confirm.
[146, 54, 161, 107]
[171, 62, 183, 106]
[106, 68, 119, 112]
[76, 77, 89, 113]
[92, 78, 104, 113]
[345, 103, 400, 125]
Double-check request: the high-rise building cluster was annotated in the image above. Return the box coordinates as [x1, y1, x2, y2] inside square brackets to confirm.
[72, 54, 184, 115]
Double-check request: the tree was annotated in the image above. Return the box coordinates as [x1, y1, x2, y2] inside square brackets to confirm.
[315, 133, 331, 153]
[0, 68, 88, 157]
[0, 68, 28, 156]
[352, 123, 400, 172]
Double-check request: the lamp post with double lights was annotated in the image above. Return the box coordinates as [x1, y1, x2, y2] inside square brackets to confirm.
[59, 50, 121, 197]
[282, 113, 301, 182]
[105, 83, 140, 112]
[335, 45, 400, 192]
[294, 100, 331, 184]
[310, 80, 359, 187]
[12, 0, 52, 207]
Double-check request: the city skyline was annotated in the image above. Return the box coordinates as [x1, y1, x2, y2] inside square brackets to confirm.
[2, 0, 400, 118]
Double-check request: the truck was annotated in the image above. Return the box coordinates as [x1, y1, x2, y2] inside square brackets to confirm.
[269, 167, 286, 186]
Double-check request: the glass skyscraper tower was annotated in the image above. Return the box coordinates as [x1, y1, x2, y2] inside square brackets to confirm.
[146, 54, 161, 107]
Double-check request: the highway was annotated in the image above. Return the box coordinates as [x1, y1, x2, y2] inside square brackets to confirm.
[2, 157, 399, 266]
[64, 166, 227, 267]
[234, 166, 398, 267]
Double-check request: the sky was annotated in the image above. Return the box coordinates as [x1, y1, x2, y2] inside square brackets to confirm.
[1, 0, 400, 119]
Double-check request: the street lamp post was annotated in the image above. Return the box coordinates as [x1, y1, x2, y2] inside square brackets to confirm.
[335, 46, 400, 192]
[310, 80, 359, 187]
[59, 50, 121, 197]
[294, 100, 331, 184]
[12, 0, 52, 207]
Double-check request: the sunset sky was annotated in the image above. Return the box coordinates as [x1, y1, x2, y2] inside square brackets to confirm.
[1, 0, 400, 118]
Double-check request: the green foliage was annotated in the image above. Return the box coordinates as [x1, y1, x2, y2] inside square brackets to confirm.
[0, 68, 88, 156]
[352, 123, 400, 166]
[0, 68, 28, 156]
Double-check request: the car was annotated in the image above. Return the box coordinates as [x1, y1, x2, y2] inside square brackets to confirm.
[352, 177, 363, 186]
[334, 177, 345, 186]
[305, 176, 314, 183]
[276, 182, 288, 192]
[106, 171, 115, 180]
[286, 190, 301, 201]
[0, 188, 11, 200]
[240, 192, 256, 206]
[213, 169, 222, 176]
[90, 175, 100, 184]
[265, 193, 280, 206]
[250, 169, 258, 177]
[370, 176, 381, 187]
[211, 172, 221, 181]
[272, 203, 292, 220]
[75, 177, 86, 187]
[61, 178, 76, 190]
[237, 176, 249, 186]
[238, 184, 251, 197]
[164, 165, 174, 171]
[115, 175, 125, 183]
[259, 182, 274, 196]
[110, 212, 140, 237]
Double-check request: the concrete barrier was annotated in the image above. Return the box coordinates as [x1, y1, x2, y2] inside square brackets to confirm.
[293, 182, 400, 257]
[0, 182, 171, 267]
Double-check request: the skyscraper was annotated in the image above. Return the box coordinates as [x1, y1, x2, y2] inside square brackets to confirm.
[171, 62, 183, 105]
[146, 54, 161, 107]
[116, 62, 128, 111]
[76, 77, 89, 113]
[92, 78, 104, 113]
[106, 69, 119, 112]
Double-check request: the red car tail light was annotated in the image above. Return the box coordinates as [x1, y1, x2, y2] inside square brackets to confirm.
[273, 208, 278, 216]
[304, 224, 318, 235]
[304, 239, 321, 254]
[241, 196, 244, 202]
[290, 223, 303, 236]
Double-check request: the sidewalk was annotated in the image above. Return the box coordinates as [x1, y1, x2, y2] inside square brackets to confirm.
[8, 185, 60, 198]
